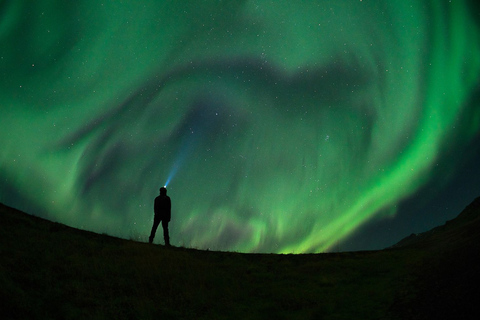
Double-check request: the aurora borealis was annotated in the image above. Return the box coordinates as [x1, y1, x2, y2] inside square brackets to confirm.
[1, 1, 480, 253]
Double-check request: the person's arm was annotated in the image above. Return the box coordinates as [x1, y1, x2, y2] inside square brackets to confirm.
[167, 197, 171, 222]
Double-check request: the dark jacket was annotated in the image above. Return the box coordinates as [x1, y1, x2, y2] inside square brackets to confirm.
[154, 195, 171, 222]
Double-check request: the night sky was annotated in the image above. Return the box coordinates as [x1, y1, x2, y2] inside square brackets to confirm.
[1, 1, 479, 253]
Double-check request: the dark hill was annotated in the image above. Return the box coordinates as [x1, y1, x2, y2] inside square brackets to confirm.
[388, 196, 480, 319]
[1, 197, 479, 320]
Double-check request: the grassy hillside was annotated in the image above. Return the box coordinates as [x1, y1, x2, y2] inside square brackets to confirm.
[1, 197, 479, 320]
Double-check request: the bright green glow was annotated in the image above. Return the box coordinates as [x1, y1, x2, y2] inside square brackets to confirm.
[1, 1, 479, 253]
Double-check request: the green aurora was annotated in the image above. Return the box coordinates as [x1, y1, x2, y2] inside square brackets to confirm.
[1, 1, 479, 253]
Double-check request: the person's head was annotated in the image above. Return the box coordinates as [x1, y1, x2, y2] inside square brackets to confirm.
[160, 187, 167, 196]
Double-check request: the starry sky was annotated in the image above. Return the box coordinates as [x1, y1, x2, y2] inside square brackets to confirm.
[1, 1, 479, 253]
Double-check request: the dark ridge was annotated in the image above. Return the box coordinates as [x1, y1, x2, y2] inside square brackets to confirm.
[1, 196, 479, 319]
[388, 196, 480, 320]
[391, 195, 480, 249]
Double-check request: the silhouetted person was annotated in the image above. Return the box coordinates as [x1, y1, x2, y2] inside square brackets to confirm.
[149, 187, 171, 246]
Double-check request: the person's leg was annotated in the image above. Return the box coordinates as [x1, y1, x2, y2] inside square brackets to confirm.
[149, 217, 160, 243]
[162, 220, 170, 246]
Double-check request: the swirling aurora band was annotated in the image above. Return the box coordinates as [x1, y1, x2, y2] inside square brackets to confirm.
[1, 1, 479, 253]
